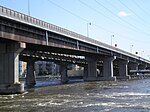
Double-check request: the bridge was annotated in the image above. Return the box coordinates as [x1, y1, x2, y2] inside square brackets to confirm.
[0, 6, 150, 94]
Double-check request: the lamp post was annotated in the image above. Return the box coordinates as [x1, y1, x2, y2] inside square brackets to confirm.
[141, 51, 144, 57]
[87, 23, 91, 37]
[135, 52, 138, 55]
[130, 45, 134, 53]
[111, 35, 114, 46]
[28, 0, 30, 16]
[147, 55, 150, 60]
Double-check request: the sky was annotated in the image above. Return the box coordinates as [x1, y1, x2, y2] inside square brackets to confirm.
[1, 0, 150, 60]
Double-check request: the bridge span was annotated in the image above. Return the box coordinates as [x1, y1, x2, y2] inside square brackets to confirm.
[0, 6, 150, 94]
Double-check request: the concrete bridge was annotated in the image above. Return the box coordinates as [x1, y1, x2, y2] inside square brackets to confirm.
[0, 6, 150, 94]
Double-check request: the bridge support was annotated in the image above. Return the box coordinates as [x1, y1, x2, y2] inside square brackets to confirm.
[83, 65, 88, 80]
[59, 63, 69, 84]
[26, 59, 36, 87]
[116, 60, 130, 80]
[102, 56, 116, 81]
[84, 56, 98, 81]
[0, 42, 25, 94]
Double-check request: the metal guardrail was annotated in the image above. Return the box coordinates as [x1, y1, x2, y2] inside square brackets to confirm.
[0, 6, 150, 64]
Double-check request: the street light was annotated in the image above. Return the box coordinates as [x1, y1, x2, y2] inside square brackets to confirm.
[130, 45, 134, 53]
[141, 51, 144, 57]
[135, 52, 138, 55]
[147, 55, 150, 60]
[87, 23, 91, 37]
[28, 0, 30, 16]
[111, 35, 114, 46]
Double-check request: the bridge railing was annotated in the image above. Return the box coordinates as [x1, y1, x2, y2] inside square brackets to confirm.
[0, 6, 150, 63]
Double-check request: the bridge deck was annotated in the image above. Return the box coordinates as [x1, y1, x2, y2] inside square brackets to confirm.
[0, 6, 150, 64]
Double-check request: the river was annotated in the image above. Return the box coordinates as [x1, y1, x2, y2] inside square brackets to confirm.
[0, 79, 150, 112]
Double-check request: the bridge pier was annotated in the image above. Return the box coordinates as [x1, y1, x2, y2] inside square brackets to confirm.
[84, 56, 116, 81]
[116, 60, 130, 80]
[84, 56, 98, 81]
[102, 56, 116, 81]
[0, 42, 25, 94]
[59, 63, 69, 84]
[83, 65, 88, 80]
[26, 59, 36, 87]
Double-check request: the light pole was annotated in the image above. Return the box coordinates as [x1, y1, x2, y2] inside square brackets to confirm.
[130, 45, 134, 53]
[141, 51, 144, 57]
[111, 35, 114, 46]
[87, 23, 91, 37]
[28, 0, 30, 16]
[147, 55, 150, 60]
[135, 52, 138, 55]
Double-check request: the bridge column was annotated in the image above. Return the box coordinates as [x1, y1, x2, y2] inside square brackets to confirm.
[102, 56, 116, 81]
[26, 59, 36, 87]
[0, 42, 25, 94]
[116, 60, 130, 80]
[59, 63, 69, 84]
[84, 56, 98, 81]
[83, 65, 88, 80]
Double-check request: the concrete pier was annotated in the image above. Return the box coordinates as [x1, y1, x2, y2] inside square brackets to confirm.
[84, 56, 98, 81]
[0, 42, 25, 94]
[26, 59, 36, 87]
[83, 65, 88, 80]
[116, 60, 130, 80]
[102, 56, 116, 81]
[59, 63, 69, 83]
[84, 56, 116, 81]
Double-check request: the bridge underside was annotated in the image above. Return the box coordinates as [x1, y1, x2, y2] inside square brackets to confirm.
[0, 37, 149, 94]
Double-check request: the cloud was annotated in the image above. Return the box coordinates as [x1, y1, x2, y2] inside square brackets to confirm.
[118, 11, 131, 17]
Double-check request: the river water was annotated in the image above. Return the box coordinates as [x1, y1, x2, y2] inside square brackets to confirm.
[0, 79, 150, 112]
